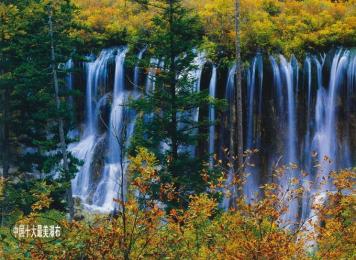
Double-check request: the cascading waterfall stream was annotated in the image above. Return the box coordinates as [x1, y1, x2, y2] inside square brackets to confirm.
[208, 66, 217, 166]
[92, 48, 129, 212]
[65, 59, 74, 110]
[134, 48, 146, 89]
[270, 56, 283, 113]
[192, 54, 205, 123]
[222, 64, 237, 209]
[303, 57, 312, 174]
[244, 56, 263, 203]
[301, 57, 312, 221]
[279, 55, 298, 166]
[312, 51, 350, 197]
[246, 58, 257, 150]
[70, 49, 115, 202]
[299, 50, 355, 233]
[273, 55, 300, 224]
[344, 54, 356, 166]
[145, 58, 159, 95]
[85, 49, 115, 137]
[127, 48, 147, 163]
[246, 55, 263, 149]
[188, 53, 205, 156]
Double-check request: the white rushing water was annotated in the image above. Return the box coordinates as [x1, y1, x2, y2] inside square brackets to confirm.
[244, 55, 263, 203]
[70, 49, 115, 202]
[92, 48, 129, 212]
[268, 50, 355, 225]
[279, 55, 298, 166]
[312, 50, 350, 197]
[69, 47, 355, 218]
[187, 53, 205, 156]
[222, 64, 237, 209]
[65, 59, 74, 110]
[208, 65, 217, 166]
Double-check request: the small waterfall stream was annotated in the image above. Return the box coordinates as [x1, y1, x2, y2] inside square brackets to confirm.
[222, 64, 237, 209]
[246, 55, 263, 149]
[208, 66, 217, 166]
[279, 55, 299, 222]
[134, 48, 146, 88]
[65, 59, 74, 110]
[244, 55, 263, 202]
[279, 55, 298, 166]
[188, 54, 205, 156]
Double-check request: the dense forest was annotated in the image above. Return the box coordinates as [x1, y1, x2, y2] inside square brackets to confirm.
[0, 0, 355, 259]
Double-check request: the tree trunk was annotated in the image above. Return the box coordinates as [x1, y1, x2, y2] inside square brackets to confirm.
[229, 87, 237, 208]
[169, 0, 178, 175]
[48, 8, 74, 221]
[1, 81, 10, 179]
[234, 0, 243, 199]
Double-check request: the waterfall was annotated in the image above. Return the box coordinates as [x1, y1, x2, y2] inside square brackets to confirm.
[92, 47, 129, 212]
[133, 48, 146, 88]
[65, 59, 74, 109]
[301, 57, 312, 221]
[299, 50, 353, 230]
[313, 50, 350, 189]
[344, 53, 356, 166]
[85, 49, 115, 137]
[272, 55, 299, 223]
[189, 54, 205, 156]
[128, 48, 147, 155]
[208, 66, 217, 166]
[70, 49, 115, 202]
[69, 135, 98, 198]
[246, 58, 257, 149]
[246, 55, 263, 149]
[244, 55, 263, 202]
[279, 55, 298, 165]
[142, 58, 159, 132]
[257, 55, 264, 148]
[270, 56, 283, 113]
[70, 47, 355, 216]
[303, 57, 312, 173]
[348, 52, 356, 95]
[145, 58, 159, 94]
[192, 54, 205, 122]
[222, 64, 236, 209]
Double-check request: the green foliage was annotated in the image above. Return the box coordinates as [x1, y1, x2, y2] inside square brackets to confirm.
[129, 0, 220, 210]
[0, 0, 77, 173]
[0, 0, 81, 220]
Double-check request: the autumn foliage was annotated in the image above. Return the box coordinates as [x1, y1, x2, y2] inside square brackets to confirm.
[72, 0, 356, 59]
[2, 148, 354, 259]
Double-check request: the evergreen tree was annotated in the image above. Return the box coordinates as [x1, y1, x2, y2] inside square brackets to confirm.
[0, 0, 79, 216]
[0, 2, 20, 178]
[131, 0, 217, 209]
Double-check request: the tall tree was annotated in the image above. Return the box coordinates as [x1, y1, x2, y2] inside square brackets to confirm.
[0, 0, 79, 218]
[0, 3, 22, 178]
[229, 0, 243, 206]
[131, 0, 215, 209]
[235, 0, 243, 173]
[47, 3, 74, 220]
